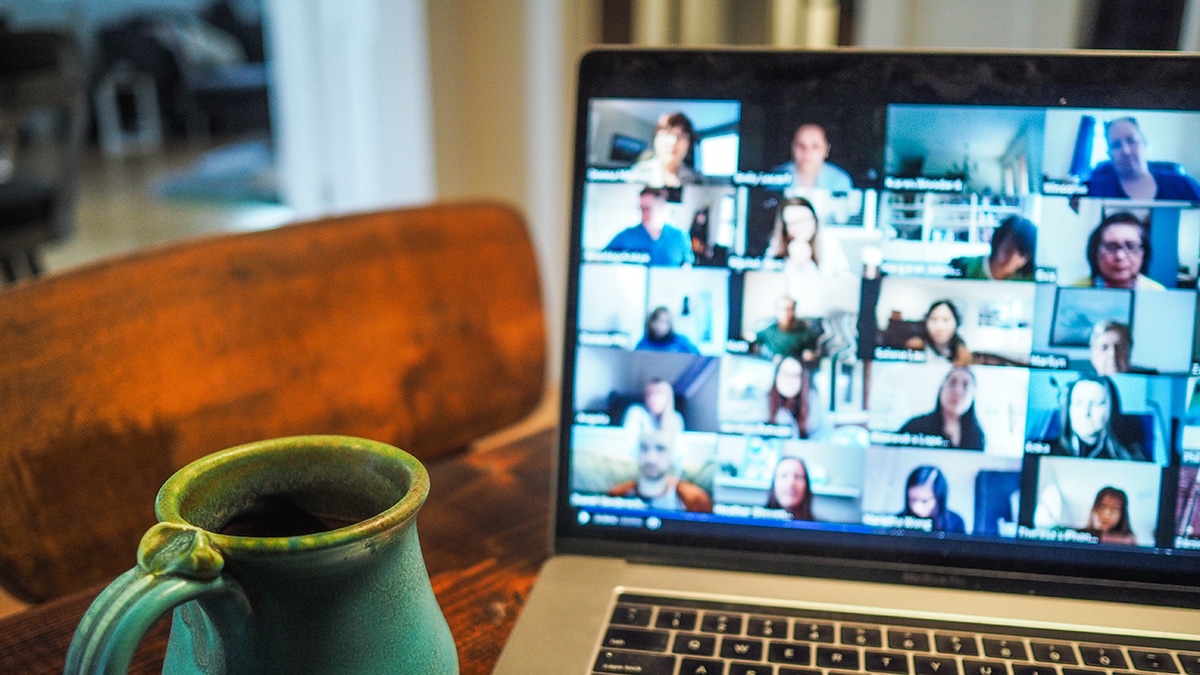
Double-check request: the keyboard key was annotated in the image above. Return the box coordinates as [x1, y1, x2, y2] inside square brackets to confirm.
[891, 630, 932, 652]
[1032, 643, 1077, 665]
[749, 616, 791, 639]
[845, 626, 885, 647]
[936, 634, 979, 656]
[603, 627, 670, 652]
[673, 633, 717, 657]
[594, 649, 676, 675]
[769, 641, 812, 665]
[1178, 653, 1200, 675]
[917, 655, 963, 675]
[1079, 646, 1128, 670]
[1129, 650, 1180, 673]
[702, 613, 744, 635]
[964, 658, 1011, 675]
[866, 650, 911, 673]
[731, 664, 772, 675]
[817, 646, 862, 670]
[795, 621, 836, 643]
[611, 604, 654, 626]
[721, 637, 765, 661]
[678, 657, 724, 675]
[1013, 665, 1061, 675]
[594, 597, 1196, 675]
[984, 639, 1029, 660]
[657, 609, 698, 631]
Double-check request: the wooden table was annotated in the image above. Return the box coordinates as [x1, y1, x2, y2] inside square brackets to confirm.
[0, 429, 555, 674]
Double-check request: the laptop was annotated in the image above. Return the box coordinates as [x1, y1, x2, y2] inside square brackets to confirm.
[495, 48, 1200, 674]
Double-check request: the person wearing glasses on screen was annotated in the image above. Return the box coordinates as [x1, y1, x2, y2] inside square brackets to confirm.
[774, 123, 853, 192]
[627, 111, 702, 189]
[1071, 212, 1163, 290]
[1085, 117, 1200, 201]
[1051, 376, 1148, 461]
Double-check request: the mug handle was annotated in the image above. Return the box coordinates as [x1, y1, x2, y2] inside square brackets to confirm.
[64, 522, 247, 674]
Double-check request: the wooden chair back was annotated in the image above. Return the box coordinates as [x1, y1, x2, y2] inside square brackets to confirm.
[0, 202, 546, 603]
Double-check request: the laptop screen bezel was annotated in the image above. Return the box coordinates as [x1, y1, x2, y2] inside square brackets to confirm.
[556, 47, 1200, 607]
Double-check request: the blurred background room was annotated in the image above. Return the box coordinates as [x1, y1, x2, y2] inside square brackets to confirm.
[0, 0, 1195, 617]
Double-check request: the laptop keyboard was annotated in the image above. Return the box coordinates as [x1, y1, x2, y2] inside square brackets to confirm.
[592, 593, 1200, 675]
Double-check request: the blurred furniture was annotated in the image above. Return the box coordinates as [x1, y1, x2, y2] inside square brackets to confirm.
[0, 429, 555, 675]
[0, 203, 546, 604]
[95, 4, 269, 143]
[94, 64, 163, 156]
[0, 29, 88, 282]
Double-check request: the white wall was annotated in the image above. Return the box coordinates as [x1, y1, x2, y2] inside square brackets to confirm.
[266, 1, 599, 391]
[264, 0, 435, 217]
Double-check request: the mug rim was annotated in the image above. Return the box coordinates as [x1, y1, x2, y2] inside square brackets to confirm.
[155, 434, 429, 553]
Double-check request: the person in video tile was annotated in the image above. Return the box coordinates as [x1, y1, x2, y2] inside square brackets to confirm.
[765, 456, 814, 521]
[1071, 212, 1163, 290]
[622, 377, 685, 434]
[604, 187, 695, 266]
[898, 465, 965, 534]
[753, 295, 821, 363]
[627, 111, 702, 188]
[1051, 377, 1148, 461]
[904, 300, 972, 365]
[773, 123, 853, 192]
[1082, 486, 1136, 545]
[607, 429, 712, 512]
[1085, 117, 1200, 201]
[765, 196, 850, 276]
[635, 306, 700, 354]
[948, 216, 1037, 281]
[767, 356, 811, 438]
[899, 366, 986, 450]
[1087, 320, 1155, 375]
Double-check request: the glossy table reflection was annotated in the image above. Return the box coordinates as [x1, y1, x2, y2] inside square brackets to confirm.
[0, 429, 554, 675]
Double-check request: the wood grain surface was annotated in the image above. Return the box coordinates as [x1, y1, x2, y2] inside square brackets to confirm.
[0, 203, 546, 603]
[0, 428, 555, 675]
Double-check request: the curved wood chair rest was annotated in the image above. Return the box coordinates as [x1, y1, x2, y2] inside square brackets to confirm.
[0, 202, 546, 603]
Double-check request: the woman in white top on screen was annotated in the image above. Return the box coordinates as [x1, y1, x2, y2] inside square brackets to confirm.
[627, 112, 701, 188]
[765, 196, 850, 276]
[622, 378, 685, 434]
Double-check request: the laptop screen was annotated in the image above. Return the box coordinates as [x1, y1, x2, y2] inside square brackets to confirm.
[558, 49, 1200, 596]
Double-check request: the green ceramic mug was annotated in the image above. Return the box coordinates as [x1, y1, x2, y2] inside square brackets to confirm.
[64, 435, 458, 674]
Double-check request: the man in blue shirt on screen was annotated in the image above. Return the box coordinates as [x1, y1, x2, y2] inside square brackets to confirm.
[604, 187, 694, 266]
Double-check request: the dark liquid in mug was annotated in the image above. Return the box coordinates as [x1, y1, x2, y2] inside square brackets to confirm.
[218, 495, 370, 537]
